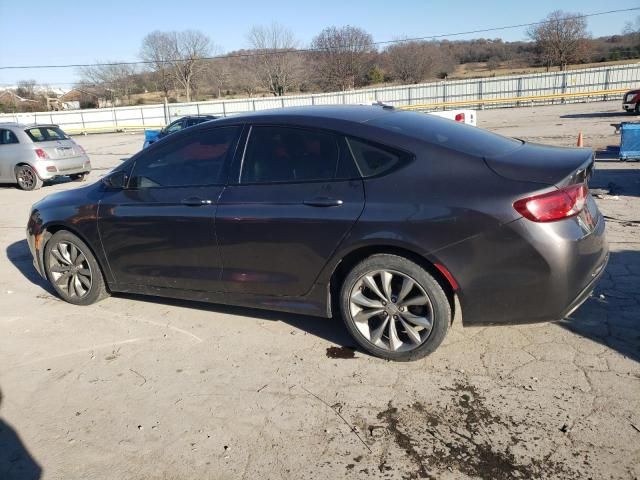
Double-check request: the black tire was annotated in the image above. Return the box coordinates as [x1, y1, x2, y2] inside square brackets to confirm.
[339, 254, 450, 361]
[44, 230, 109, 306]
[15, 165, 43, 191]
[70, 173, 88, 182]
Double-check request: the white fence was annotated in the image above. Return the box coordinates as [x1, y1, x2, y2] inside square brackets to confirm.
[1, 62, 638, 134]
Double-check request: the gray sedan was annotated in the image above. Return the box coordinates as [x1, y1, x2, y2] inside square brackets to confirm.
[0, 123, 91, 190]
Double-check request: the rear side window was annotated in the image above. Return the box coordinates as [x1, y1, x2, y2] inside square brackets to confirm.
[26, 126, 69, 142]
[130, 126, 241, 188]
[0, 129, 19, 145]
[369, 111, 522, 158]
[241, 126, 357, 184]
[346, 138, 406, 177]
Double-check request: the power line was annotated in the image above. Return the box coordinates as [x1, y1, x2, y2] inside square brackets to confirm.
[0, 7, 638, 71]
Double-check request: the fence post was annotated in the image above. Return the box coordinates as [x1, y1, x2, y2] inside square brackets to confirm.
[141, 107, 145, 127]
[281, 97, 285, 109]
[407, 87, 412, 106]
[81, 111, 86, 133]
[252, 99, 256, 111]
[516, 77, 523, 107]
[442, 82, 447, 109]
[163, 97, 169, 124]
[311, 95, 315, 106]
[112, 108, 118, 132]
[196, 103, 200, 115]
[561, 72, 568, 104]
[604, 68, 611, 101]
[222, 101, 226, 117]
[478, 80, 483, 110]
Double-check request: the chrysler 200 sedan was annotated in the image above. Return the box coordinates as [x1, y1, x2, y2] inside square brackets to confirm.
[26, 106, 608, 361]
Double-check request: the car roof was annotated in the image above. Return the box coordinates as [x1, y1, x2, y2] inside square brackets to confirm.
[216, 105, 395, 124]
[0, 122, 59, 129]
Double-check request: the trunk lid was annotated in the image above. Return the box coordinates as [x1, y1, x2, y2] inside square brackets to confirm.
[35, 139, 83, 160]
[484, 142, 594, 187]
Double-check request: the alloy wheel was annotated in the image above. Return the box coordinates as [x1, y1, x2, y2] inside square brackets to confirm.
[17, 167, 36, 190]
[349, 269, 434, 352]
[48, 241, 93, 298]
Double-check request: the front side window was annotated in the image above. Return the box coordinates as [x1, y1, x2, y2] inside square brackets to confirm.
[0, 129, 19, 145]
[165, 120, 184, 134]
[25, 126, 69, 142]
[129, 126, 241, 188]
[241, 126, 354, 184]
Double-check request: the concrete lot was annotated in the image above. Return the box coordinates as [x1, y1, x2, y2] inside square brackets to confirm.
[1, 100, 639, 480]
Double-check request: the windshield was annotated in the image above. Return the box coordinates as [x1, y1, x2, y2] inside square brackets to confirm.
[25, 126, 70, 142]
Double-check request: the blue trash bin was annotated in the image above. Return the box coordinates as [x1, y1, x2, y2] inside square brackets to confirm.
[620, 122, 640, 161]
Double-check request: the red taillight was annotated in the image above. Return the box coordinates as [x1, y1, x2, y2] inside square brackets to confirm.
[454, 113, 465, 123]
[514, 183, 588, 222]
[35, 148, 48, 159]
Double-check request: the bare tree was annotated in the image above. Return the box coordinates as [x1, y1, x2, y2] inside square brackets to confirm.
[78, 62, 137, 104]
[384, 41, 447, 84]
[226, 51, 261, 97]
[310, 26, 376, 91]
[169, 30, 213, 102]
[247, 23, 301, 96]
[140, 31, 175, 98]
[527, 11, 589, 70]
[16, 80, 37, 99]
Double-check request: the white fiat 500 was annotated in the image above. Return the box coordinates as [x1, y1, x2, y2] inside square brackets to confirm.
[0, 123, 91, 190]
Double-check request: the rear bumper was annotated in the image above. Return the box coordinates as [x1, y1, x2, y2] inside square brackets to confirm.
[34, 155, 91, 180]
[437, 197, 608, 325]
[623, 103, 637, 111]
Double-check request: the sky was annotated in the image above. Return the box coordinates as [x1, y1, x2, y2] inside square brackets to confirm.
[0, 0, 638, 87]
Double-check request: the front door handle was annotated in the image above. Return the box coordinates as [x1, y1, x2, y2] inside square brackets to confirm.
[181, 197, 213, 207]
[303, 197, 344, 207]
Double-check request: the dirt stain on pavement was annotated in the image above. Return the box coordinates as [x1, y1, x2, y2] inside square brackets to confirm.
[374, 381, 579, 480]
[326, 346, 357, 359]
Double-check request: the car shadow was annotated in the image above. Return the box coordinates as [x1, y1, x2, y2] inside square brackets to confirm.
[560, 112, 635, 119]
[6, 240, 56, 296]
[0, 388, 42, 480]
[5, 239, 353, 349]
[558, 249, 640, 364]
[590, 167, 640, 199]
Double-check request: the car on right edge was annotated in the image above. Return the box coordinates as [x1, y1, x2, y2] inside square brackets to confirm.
[623, 88, 639, 114]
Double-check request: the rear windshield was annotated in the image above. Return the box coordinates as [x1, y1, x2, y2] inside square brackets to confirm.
[25, 126, 69, 142]
[369, 111, 523, 158]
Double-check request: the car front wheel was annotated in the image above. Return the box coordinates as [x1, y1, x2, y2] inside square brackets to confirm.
[340, 254, 451, 361]
[44, 231, 109, 305]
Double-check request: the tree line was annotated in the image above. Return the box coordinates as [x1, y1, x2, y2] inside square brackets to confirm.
[3, 11, 639, 112]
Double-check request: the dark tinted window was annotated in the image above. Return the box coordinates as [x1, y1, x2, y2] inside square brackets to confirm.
[0, 129, 19, 145]
[130, 126, 240, 188]
[25, 126, 69, 142]
[346, 138, 405, 177]
[369, 110, 522, 158]
[165, 120, 183, 134]
[241, 126, 354, 183]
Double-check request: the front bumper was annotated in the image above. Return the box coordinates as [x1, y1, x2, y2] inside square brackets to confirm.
[623, 103, 637, 111]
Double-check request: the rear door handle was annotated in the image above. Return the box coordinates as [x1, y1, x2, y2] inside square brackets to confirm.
[181, 197, 213, 207]
[303, 197, 344, 207]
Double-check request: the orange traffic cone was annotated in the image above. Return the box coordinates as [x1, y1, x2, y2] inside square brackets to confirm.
[577, 132, 584, 147]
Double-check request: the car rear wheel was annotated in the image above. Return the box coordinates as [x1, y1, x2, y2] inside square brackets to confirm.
[70, 173, 88, 182]
[340, 254, 450, 361]
[44, 231, 109, 305]
[15, 165, 43, 191]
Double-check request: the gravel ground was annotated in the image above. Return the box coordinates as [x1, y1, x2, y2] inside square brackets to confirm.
[0, 100, 639, 480]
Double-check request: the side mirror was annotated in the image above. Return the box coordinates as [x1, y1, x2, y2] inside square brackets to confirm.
[103, 171, 128, 189]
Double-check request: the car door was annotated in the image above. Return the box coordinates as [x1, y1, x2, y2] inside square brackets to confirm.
[215, 125, 365, 297]
[0, 129, 22, 181]
[98, 125, 242, 292]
